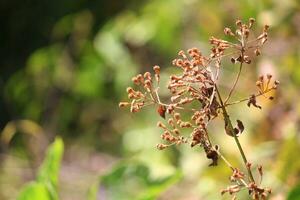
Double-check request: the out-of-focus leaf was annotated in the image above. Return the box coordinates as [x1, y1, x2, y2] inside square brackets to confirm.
[0, 120, 43, 144]
[276, 135, 300, 182]
[73, 42, 105, 98]
[137, 171, 182, 200]
[17, 137, 64, 200]
[287, 184, 300, 200]
[94, 28, 137, 93]
[37, 137, 64, 189]
[17, 182, 51, 200]
[89, 161, 182, 200]
[87, 181, 99, 200]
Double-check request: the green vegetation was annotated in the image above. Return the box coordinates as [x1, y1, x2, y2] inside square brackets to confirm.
[17, 138, 63, 200]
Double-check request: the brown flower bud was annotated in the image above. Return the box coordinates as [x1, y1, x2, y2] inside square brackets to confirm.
[132, 76, 139, 85]
[144, 72, 151, 80]
[156, 143, 168, 150]
[157, 121, 166, 129]
[173, 112, 180, 121]
[153, 65, 160, 74]
[249, 18, 255, 28]
[172, 129, 180, 135]
[264, 24, 270, 32]
[256, 81, 262, 87]
[144, 80, 152, 91]
[245, 59, 251, 64]
[130, 106, 139, 113]
[254, 49, 261, 56]
[128, 93, 135, 99]
[267, 74, 272, 79]
[236, 19, 242, 27]
[224, 27, 234, 36]
[119, 102, 130, 108]
[126, 87, 134, 93]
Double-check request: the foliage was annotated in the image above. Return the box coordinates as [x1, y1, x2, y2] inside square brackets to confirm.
[287, 184, 300, 200]
[17, 138, 64, 200]
[89, 161, 182, 200]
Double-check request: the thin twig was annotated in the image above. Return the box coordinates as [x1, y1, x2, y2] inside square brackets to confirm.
[224, 61, 243, 104]
[225, 87, 276, 106]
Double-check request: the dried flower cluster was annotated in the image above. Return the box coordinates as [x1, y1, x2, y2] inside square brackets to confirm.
[119, 18, 278, 199]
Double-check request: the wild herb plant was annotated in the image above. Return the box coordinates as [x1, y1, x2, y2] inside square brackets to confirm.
[120, 18, 278, 199]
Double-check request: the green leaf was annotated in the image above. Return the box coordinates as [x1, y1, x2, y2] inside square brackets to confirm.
[37, 137, 64, 187]
[137, 171, 182, 200]
[90, 161, 182, 200]
[17, 182, 51, 200]
[87, 181, 100, 200]
[287, 184, 300, 200]
[17, 137, 64, 200]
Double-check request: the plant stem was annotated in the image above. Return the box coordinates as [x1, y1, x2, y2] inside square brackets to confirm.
[215, 84, 255, 183]
[215, 149, 249, 187]
[224, 61, 243, 104]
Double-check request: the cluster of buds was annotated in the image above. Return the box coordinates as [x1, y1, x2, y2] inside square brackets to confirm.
[221, 185, 241, 198]
[155, 112, 190, 150]
[119, 65, 162, 113]
[210, 18, 269, 65]
[255, 74, 279, 95]
[222, 164, 271, 200]
[248, 182, 272, 200]
[247, 74, 280, 109]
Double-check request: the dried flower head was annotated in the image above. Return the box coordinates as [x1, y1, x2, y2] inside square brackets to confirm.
[120, 18, 276, 200]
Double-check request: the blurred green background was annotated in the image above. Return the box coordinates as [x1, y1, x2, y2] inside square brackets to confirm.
[1, 0, 300, 199]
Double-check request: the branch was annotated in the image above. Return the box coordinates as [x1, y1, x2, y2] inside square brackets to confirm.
[215, 85, 255, 183]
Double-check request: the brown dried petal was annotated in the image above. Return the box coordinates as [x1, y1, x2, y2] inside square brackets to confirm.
[157, 105, 166, 119]
[236, 119, 244, 133]
[206, 149, 218, 166]
[247, 95, 262, 109]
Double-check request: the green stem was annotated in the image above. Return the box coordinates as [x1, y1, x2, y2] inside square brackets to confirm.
[215, 85, 255, 183]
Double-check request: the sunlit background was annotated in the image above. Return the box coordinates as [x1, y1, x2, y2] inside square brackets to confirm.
[1, 0, 300, 199]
